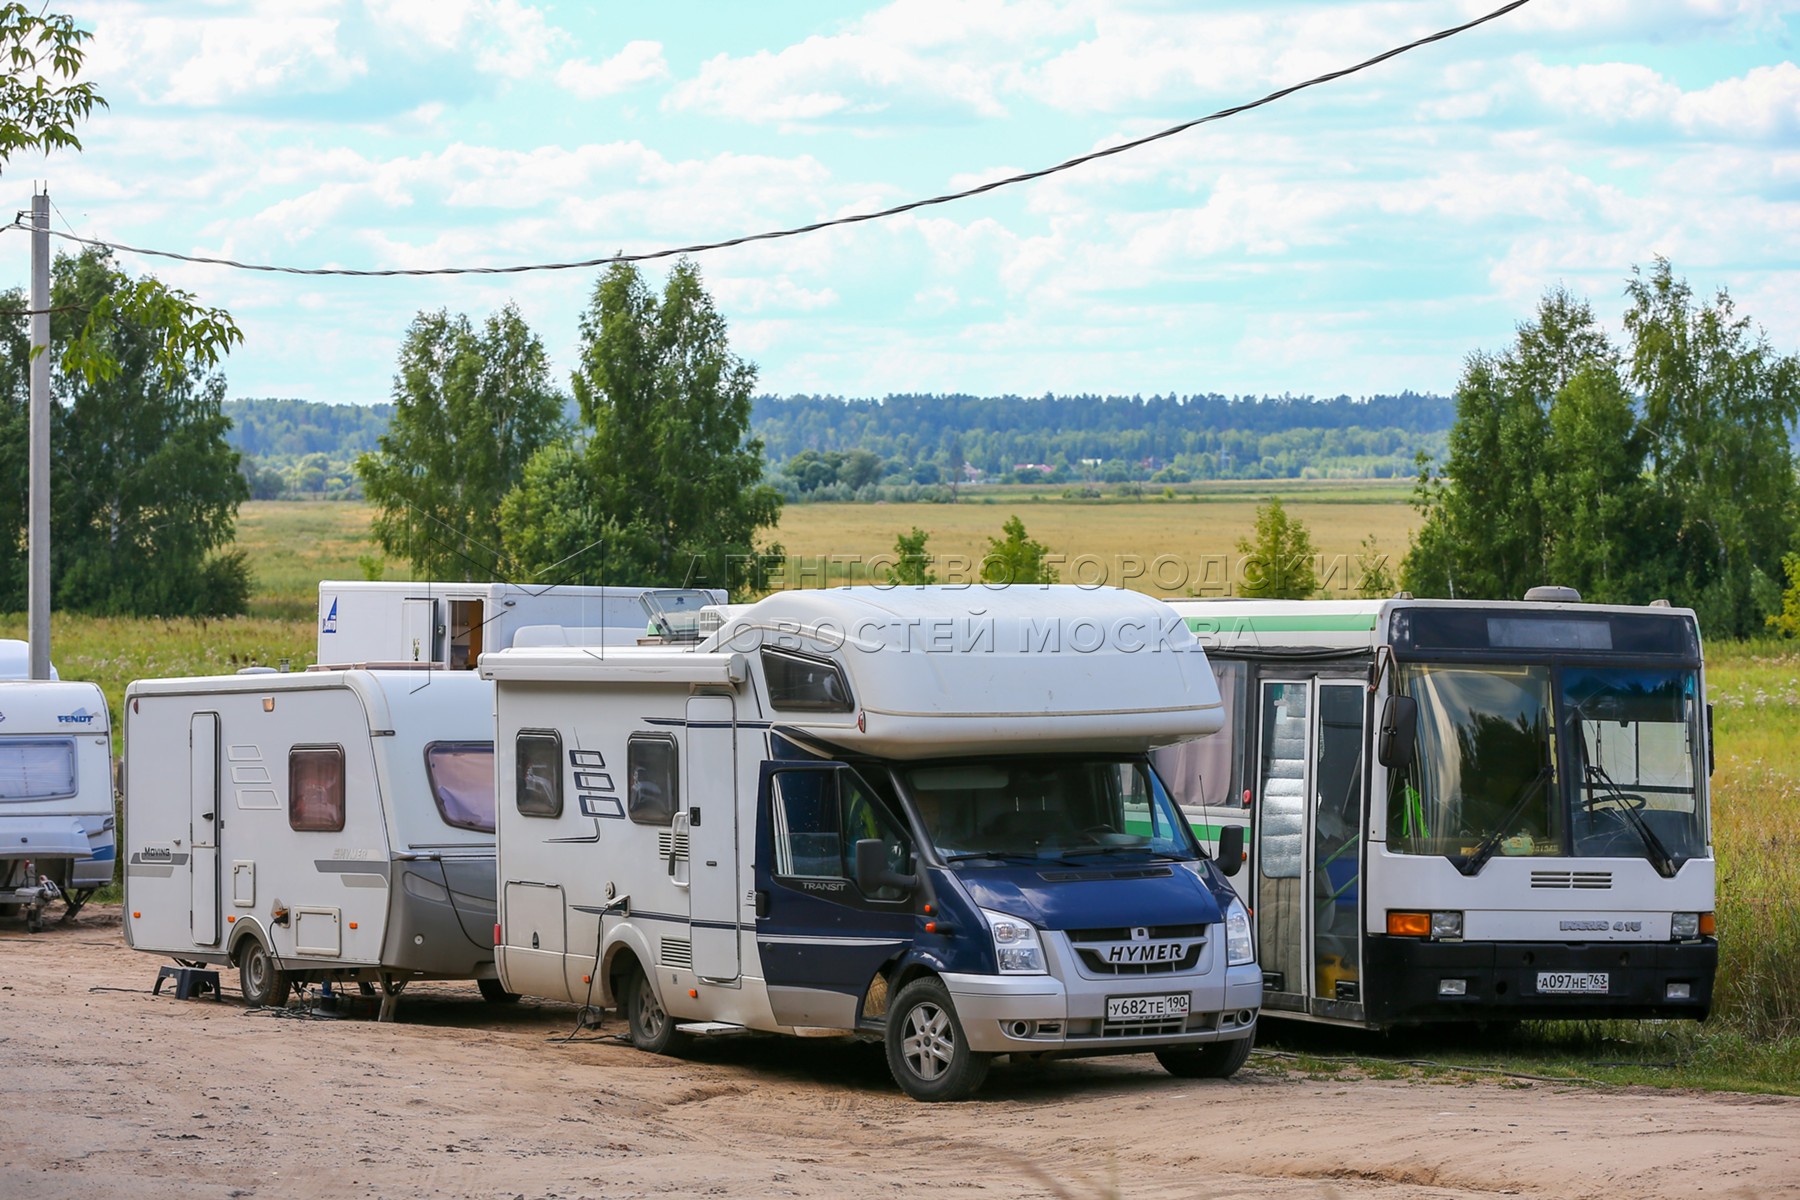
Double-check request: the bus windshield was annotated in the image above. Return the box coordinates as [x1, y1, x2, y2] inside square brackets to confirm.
[897, 758, 1199, 866]
[1564, 666, 1706, 866]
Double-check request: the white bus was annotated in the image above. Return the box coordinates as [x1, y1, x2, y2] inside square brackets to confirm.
[1155, 591, 1715, 1029]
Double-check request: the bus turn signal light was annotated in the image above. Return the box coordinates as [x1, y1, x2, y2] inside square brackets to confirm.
[1699, 913, 1716, 936]
[1387, 911, 1432, 937]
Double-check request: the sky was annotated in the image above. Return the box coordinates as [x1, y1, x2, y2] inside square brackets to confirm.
[2, 0, 1796, 406]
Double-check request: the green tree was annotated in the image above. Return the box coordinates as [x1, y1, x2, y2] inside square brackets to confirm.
[980, 516, 1057, 585]
[1236, 497, 1318, 599]
[1353, 533, 1396, 599]
[358, 304, 565, 580]
[0, 249, 250, 615]
[499, 260, 782, 595]
[884, 527, 937, 586]
[1767, 554, 1800, 638]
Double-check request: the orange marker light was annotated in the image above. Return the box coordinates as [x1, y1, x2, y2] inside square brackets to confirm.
[227, 915, 235, 923]
[924, 921, 939, 933]
[348, 922, 358, 930]
[1699, 913, 1716, 936]
[132, 911, 141, 919]
[1387, 911, 1432, 937]
[582, 974, 591, 984]
[688, 988, 698, 998]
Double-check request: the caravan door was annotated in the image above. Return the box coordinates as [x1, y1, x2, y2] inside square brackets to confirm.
[685, 695, 741, 981]
[190, 712, 222, 946]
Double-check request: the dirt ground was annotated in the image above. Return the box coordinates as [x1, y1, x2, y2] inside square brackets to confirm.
[2, 908, 1796, 1200]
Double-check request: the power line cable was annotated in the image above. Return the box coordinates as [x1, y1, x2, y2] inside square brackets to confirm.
[1, 0, 1531, 279]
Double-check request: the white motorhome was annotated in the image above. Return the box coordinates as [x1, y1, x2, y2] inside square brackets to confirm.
[123, 669, 505, 1018]
[1155, 593, 1717, 1029]
[0, 642, 115, 930]
[484, 586, 1261, 1101]
[316, 581, 722, 669]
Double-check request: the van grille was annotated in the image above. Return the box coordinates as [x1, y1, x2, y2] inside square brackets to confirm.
[1531, 870, 1613, 890]
[1066, 925, 1207, 976]
[659, 938, 693, 969]
[1102, 1017, 1186, 1037]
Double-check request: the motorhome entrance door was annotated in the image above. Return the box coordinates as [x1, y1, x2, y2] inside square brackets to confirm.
[686, 695, 741, 981]
[189, 712, 222, 946]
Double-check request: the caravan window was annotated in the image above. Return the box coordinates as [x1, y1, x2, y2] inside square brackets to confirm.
[0, 738, 77, 801]
[626, 734, 679, 825]
[761, 649, 854, 713]
[515, 731, 563, 818]
[425, 741, 495, 833]
[289, 746, 346, 832]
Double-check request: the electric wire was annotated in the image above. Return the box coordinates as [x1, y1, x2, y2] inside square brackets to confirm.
[0, 0, 1532, 279]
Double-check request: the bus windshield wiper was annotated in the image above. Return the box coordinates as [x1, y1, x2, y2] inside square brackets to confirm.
[1585, 764, 1677, 878]
[1455, 765, 1552, 877]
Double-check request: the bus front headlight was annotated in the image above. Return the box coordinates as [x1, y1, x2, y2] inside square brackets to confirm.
[982, 909, 1046, 975]
[1225, 899, 1255, 966]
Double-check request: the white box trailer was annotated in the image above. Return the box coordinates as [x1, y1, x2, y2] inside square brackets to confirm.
[483, 586, 1261, 1101]
[0, 647, 115, 931]
[316, 581, 723, 669]
[123, 669, 507, 1018]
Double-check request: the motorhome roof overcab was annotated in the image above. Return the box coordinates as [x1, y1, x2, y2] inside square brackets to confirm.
[0, 644, 114, 931]
[1157, 592, 1717, 1029]
[123, 669, 510, 1018]
[483, 586, 1261, 1101]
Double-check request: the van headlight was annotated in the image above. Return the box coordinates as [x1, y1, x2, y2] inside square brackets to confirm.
[1225, 899, 1254, 966]
[981, 908, 1046, 975]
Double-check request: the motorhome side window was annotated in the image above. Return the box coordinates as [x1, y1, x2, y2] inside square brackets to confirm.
[0, 738, 77, 800]
[426, 741, 496, 833]
[761, 649, 853, 713]
[289, 746, 346, 832]
[515, 731, 563, 818]
[626, 734, 679, 826]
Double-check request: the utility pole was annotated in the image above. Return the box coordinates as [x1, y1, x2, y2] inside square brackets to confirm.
[27, 189, 50, 680]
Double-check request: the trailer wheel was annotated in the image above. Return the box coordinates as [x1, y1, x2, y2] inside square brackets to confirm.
[623, 965, 690, 1056]
[884, 977, 991, 1101]
[236, 938, 292, 1008]
[477, 977, 521, 1004]
[1155, 1035, 1253, 1080]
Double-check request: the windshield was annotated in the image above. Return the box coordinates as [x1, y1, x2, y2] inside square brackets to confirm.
[898, 757, 1198, 865]
[1564, 666, 1706, 863]
[1387, 665, 1561, 858]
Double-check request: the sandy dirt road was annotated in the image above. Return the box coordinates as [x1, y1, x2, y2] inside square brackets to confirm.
[2, 908, 1796, 1200]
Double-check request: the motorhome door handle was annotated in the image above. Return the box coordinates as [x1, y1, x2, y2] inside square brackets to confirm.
[201, 812, 214, 821]
[688, 807, 701, 826]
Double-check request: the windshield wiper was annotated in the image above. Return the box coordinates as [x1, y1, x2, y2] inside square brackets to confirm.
[1059, 844, 1179, 860]
[1585, 764, 1677, 878]
[942, 849, 1067, 865]
[1455, 765, 1553, 877]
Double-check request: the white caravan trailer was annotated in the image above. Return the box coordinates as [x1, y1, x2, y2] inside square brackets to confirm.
[123, 669, 505, 1018]
[484, 586, 1261, 1101]
[316, 581, 723, 669]
[1154, 593, 1716, 1030]
[0, 644, 115, 930]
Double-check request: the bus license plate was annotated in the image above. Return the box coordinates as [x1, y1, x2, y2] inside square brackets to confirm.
[1107, 993, 1191, 1022]
[1536, 971, 1609, 994]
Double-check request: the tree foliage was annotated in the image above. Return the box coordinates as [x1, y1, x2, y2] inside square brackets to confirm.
[884, 527, 937, 586]
[1404, 263, 1799, 636]
[498, 260, 782, 595]
[0, 249, 250, 615]
[980, 516, 1057, 586]
[358, 304, 565, 580]
[1236, 497, 1318, 599]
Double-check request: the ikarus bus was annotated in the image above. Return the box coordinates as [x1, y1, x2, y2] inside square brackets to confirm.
[1154, 589, 1716, 1029]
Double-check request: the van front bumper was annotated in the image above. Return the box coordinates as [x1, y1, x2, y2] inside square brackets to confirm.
[942, 964, 1261, 1054]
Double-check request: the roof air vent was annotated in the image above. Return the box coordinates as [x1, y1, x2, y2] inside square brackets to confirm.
[1523, 585, 1582, 603]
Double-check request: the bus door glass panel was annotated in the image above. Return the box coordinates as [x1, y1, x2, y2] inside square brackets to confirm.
[1387, 666, 1557, 861]
[1312, 683, 1365, 1004]
[189, 712, 221, 947]
[1255, 681, 1308, 996]
[1563, 666, 1706, 863]
[755, 764, 913, 1023]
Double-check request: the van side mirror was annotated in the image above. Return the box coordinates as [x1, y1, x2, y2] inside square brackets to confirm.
[1215, 825, 1245, 877]
[854, 838, 917, 895]
[1377, 694, 1417, 770]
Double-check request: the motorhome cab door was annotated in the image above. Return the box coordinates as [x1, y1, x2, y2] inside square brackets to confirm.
[190, 712, 222, 947]
[1254, 677, 1365, 1021]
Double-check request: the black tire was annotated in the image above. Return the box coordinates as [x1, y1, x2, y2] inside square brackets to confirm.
[884, 977, 991, 1101]
[1155, 1035, 1254, 1079]
[478, 977, 521, 1004]
[623, 965, 690, 1056]
[236, 938, 292, 1008]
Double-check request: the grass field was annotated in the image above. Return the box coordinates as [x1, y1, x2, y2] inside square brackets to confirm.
[5, 488, 1797, 1092]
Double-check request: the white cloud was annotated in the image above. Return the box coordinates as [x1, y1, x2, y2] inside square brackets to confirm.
[557, 41, 670, 99]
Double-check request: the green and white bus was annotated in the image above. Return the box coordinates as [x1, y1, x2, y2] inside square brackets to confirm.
[1153, 591, 1716, 1029]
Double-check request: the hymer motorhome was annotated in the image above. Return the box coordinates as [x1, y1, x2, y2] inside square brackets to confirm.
[484, 586, 1261, 1101]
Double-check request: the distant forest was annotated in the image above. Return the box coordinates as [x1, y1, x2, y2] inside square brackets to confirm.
[221, 392, 1453, 500]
